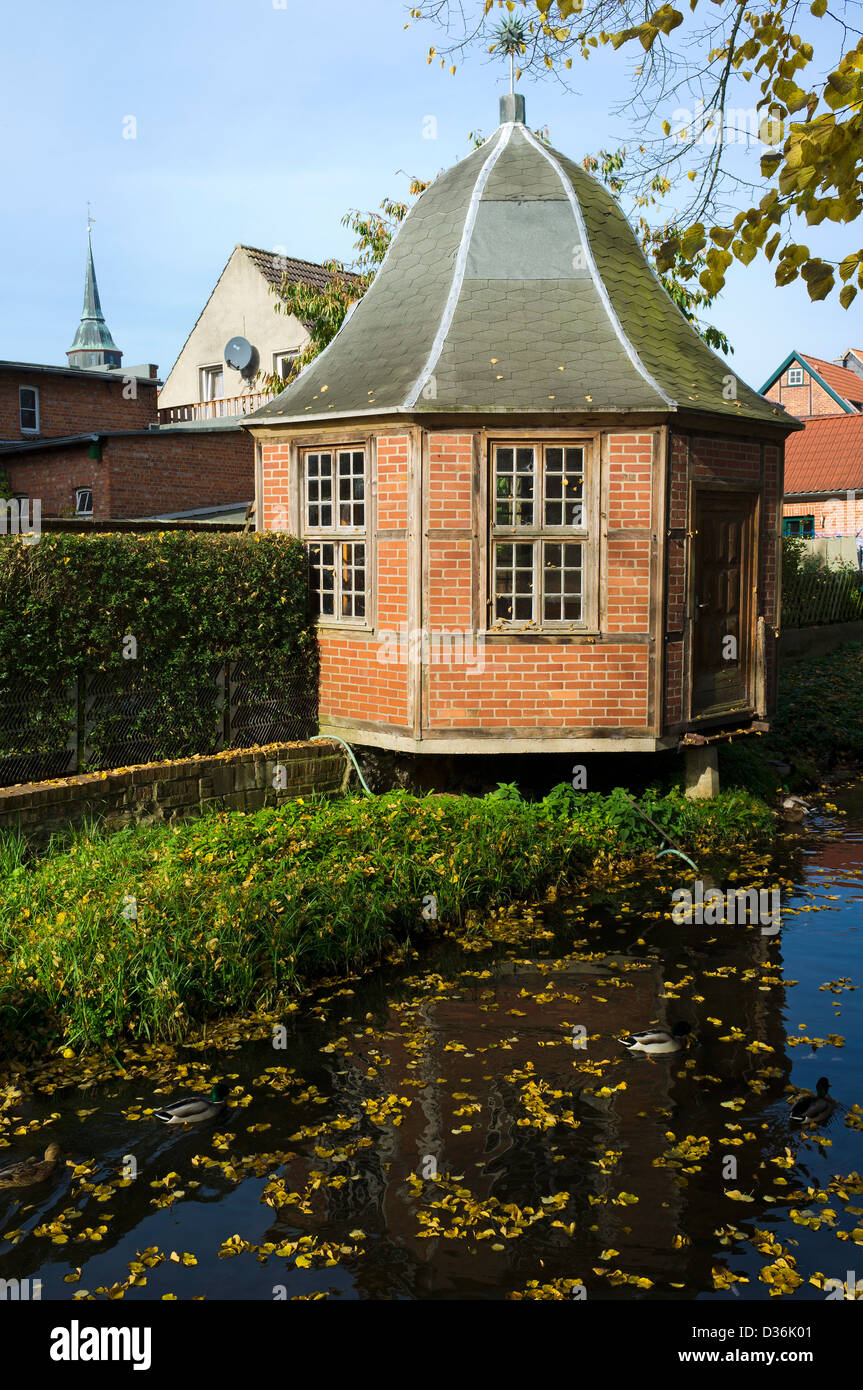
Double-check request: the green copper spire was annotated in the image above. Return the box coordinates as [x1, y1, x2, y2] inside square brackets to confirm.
[67, 225, 122, 369]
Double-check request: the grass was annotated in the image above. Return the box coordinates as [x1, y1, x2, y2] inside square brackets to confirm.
[717, 641, 863, 795]
[771, 642, 863, 764]
[3, 640, 857, 1060]
[0, 783, 771, 1058]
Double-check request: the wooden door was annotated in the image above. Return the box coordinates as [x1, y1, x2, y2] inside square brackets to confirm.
[691, 490, 757, 718]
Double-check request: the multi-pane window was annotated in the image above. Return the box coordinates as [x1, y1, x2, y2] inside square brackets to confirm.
[304, 447, 367, 622]
[783, 514, 814, 538]
[787, 366, 804, 386]
[19, 387, 39, 432]
[491, 443, 590, 628]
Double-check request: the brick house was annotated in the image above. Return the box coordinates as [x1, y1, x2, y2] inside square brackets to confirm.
[782, 414, 863, 546]
[761, 350, 863, 419]
[1, 234, 253, 522]
[248, 96, 798, 764]
[0, 360, 159, 448]
[0, 363, 253, 522]
[1, 425, 254, 522]
[761, 350, 863, 543]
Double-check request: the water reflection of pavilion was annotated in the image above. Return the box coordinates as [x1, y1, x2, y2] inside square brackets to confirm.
[263, 921, 790, 1298]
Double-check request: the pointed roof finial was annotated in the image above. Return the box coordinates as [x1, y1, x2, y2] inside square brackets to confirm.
[67, 220, 122, 369]
[492, 14, 527, 96]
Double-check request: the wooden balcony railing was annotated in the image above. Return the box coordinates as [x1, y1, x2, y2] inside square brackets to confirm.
[158, 391, 274, 425]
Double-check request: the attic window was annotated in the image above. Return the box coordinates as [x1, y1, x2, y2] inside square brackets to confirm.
[787, 366, 804, 386]
[490, 442, 595, 631]
[303, 447, 367, 623]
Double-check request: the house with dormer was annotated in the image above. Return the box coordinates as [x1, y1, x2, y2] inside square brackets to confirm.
[761, 350, 863, 545]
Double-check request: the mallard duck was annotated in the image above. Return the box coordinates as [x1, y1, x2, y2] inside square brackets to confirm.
[154, 1082, 230, 1126]
[621, 1022, 692, 1055]
[0, 1142, 63, 1189]
[791, 1076, 837, 1125]
[780, 796, 811, 823]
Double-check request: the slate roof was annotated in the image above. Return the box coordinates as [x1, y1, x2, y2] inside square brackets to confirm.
[785, 414, 863, 494]
[252, 110, 793, 429]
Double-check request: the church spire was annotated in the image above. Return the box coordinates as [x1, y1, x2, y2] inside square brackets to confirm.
[67, 221, 122, 369]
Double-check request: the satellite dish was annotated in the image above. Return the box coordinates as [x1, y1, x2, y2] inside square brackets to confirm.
[224, 336, 257, 374]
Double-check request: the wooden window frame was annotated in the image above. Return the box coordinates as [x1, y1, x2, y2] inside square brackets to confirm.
[486, 436, 599, 633]
[301, 443, 369, 628]
[787, 366, 804, 386]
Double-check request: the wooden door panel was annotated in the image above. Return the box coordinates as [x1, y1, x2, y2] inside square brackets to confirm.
[691, 492, 756, 718]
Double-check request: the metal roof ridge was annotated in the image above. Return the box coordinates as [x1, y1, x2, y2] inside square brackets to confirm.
[520, 126, 676, 410]
[403, 123, 514, 409]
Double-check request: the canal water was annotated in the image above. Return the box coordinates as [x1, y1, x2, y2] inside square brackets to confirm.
[2, 785, 862, 1301]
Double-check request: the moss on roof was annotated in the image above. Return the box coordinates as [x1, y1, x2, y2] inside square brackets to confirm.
[252, 123, 792, 429]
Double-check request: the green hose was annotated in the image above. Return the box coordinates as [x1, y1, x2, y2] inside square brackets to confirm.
[311, 734, 374, 795]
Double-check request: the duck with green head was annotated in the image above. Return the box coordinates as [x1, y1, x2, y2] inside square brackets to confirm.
[621, 1022, 692, 1056]
[791, 1076, 837, 1126]
[154, 1082, 230, 1126]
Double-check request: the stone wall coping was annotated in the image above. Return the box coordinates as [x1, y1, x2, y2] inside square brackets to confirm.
[0, 739, 342, 804]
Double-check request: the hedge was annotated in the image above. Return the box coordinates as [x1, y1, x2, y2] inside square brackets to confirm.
[0, 531, 317, 766]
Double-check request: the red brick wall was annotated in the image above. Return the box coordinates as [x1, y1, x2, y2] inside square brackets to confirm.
[784, 494, 863, 536]
[766, 371, 846, 418]
[0, 367, 158, 442]
[424, 430, 654, 733]
[318, 633, 410, 730]
[429, 644, 649, 730]
[4, 429, 253, 519]
[258, 437, 290, 532]
[320, 434, 412, 730]
[258, 432, 414, 732]
[258, 423, 782, 743]
[606, 433, 652, 634]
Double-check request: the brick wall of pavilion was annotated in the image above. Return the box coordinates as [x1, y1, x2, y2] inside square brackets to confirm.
[257, 431, 414, 736]
[423, 430, 654, 736]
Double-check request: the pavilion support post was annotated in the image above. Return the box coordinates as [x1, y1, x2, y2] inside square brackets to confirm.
[683, 744, 719, 799]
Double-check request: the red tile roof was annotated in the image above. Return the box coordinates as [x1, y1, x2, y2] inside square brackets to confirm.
[801, 355, 863, 408]
[785, 413, 863, 493]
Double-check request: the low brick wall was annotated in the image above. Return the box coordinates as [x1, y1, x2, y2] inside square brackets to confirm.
[0, 740, 348, 847]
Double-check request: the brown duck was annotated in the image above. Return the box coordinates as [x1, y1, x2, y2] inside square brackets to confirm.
[0, 1143, 63, 1189]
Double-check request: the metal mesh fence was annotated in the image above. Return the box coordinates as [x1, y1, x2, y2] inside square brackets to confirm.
[0, 660, 318, 788]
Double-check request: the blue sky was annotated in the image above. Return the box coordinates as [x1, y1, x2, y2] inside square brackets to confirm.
[1, 0, 858, 391]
